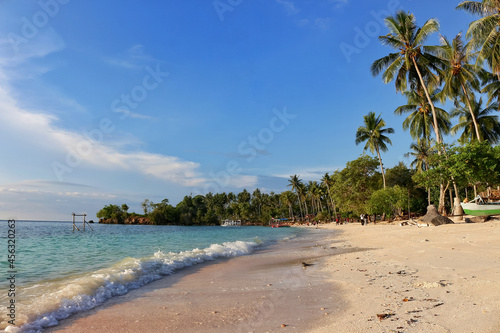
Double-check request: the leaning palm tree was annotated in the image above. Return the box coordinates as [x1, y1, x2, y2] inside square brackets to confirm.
[395, 87, 451, 140]
[451, 98, 500, 143]
[371, 10, 445, 144]
[457, 1, 500, 76]
[430, 33, 483, 141]
[355, 112, 394, 189]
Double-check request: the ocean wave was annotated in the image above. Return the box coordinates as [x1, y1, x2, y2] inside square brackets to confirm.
[5, 240, 259, 333]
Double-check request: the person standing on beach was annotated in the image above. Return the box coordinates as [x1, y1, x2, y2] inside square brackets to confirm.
[360, 214, 364, 225]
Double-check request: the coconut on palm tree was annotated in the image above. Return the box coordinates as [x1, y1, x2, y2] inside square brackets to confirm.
[395, 87, 451, 140]
[451, 97, 500, 143]
[429, 33, 483, 141]
[355, 112, 394, 189]
[371, 10, 445, 144]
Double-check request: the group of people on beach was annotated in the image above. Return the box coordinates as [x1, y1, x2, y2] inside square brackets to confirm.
[359, 214, 369, 226]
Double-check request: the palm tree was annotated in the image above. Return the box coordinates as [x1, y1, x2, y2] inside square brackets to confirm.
[407, 138, 434, 173]
[371, 10, 444, 144]
[280, 191, 296, 221]
[451, 98, 500, 143]
[355, 112, 395, 188]
[406, 138, 435, 204]
[395, 87, 451, 140]
[288, 175, 304, 219]
[321, 173, 337, 219]
[457, 1, 500, 76]
[430, 33, 483, 141]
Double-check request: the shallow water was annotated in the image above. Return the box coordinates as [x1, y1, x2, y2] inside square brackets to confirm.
[0, 220, 303, 332]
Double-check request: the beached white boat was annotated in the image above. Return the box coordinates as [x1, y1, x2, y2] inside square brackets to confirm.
[221, 219, 241, 227]
[461, 191, 500, 216]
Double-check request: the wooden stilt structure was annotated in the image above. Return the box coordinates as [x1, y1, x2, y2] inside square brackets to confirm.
[72, 213, 93, 231]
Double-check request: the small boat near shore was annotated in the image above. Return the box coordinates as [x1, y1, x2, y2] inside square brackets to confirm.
[221, 219, 241, 227]
[461, 189, 500, 216]
[270, 217, 291, 228]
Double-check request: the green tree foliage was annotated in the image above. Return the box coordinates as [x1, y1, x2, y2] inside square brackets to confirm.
[450, 98, 500, 143]
[96, 204, 126, 223]
[367, 186, 408, 218]
[331, 155, 381, 215]
[457, 0, 500, 75]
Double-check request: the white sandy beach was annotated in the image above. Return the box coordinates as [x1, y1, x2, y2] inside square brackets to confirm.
[44, 219, 500, 333]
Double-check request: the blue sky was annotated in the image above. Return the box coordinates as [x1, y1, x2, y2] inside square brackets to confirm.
[0, 0, 473, 220]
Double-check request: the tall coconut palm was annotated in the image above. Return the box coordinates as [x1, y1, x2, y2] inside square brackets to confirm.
[280, 191, 296, 221]
[451, 98, 500, 143]
[288, 175, 304, 219]
[355, 112, 395, 189]
[395, 87, 451, 140]
[457, 1, 500, 76]
[321, 173, 337, 219]
[371, 10, 444, 144]
[407, 138, 434, 173]
[430, 33, 483, 141]
[406, 138, 435, 204]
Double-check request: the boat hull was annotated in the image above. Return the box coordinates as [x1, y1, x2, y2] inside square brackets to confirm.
[460, 202, 500, 216]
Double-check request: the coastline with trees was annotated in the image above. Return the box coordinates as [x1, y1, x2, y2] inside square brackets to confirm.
[98, 3, 500, 226]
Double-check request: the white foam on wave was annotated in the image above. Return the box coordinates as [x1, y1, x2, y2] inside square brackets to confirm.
[8, 240, 258, 333]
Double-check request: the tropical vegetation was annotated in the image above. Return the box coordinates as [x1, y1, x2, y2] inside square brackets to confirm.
[98, 2, 500, 225]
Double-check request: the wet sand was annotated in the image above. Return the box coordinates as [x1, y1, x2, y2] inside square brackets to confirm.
[45, 219, 500, 333]
[46, 229, 341, 332]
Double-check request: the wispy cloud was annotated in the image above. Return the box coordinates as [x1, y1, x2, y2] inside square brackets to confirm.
[273, 166, 342, 182]
[276, 0, 300, 15]
[314, 18, 331, 30]
[105, 44, 156, 69]
[329, 0, 349, 9]
[0, 38, 206, 188]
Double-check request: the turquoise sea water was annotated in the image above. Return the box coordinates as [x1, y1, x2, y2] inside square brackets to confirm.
[0, 221, 303, 332]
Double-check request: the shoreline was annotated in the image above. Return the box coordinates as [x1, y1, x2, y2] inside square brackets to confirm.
[40, 219, 500, 332]
[45, 228, 341, 332]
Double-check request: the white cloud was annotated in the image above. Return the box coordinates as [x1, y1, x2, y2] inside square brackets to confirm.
[276, 0, 300, 15]
[273, 166, 342, 182]
[105, 44, 156, 69]
[0, 37, 206, 189]
[314, 18, 331, 30]
[0, 28, 65, 68]
[329, 0, 349, 8]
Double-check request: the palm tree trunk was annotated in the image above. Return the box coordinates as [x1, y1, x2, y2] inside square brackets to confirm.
[412, 57, 442, 144]
[461, 83, 481, 141]
[296, 194, 304, 222]
[375, 145, 386, 189]
[325, 182, 337, 221]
